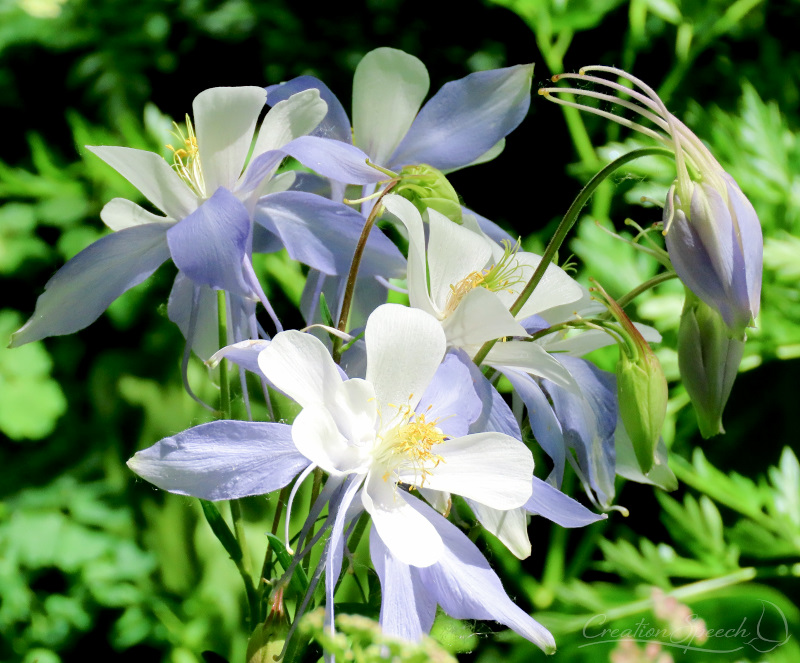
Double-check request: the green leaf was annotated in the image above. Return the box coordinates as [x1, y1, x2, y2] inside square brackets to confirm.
[265, 533, 309, 597]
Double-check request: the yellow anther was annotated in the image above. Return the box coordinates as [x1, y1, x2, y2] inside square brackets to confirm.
[166, 114, 206, 198]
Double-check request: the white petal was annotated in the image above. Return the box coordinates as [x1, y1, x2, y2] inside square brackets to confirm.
[362, 474, 443, 567]
[441, 287, 527, 350]
[253, 88, 327, 156]
[382, 195, 437, 316]
[292, 405, 367, 475]
[490, 251, 584, 318]
[426, 208, 492, 312]
[328, 378, 379, 449]
[365, 304, 445, 425]
[487, 340, 578, 391]
[412, 432, 533, 510]
[258, 330, 343, 409]
[193, 86, 266, 191]
[87, 146, 196, 219]
[469, 501, 531, 559]
[352, 47, 429, 166]
[100, 198, 172, 231]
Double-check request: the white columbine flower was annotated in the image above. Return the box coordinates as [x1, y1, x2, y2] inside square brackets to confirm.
[258, 303, 534, 568]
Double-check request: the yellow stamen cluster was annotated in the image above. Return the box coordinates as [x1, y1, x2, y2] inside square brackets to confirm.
[444, 239, 524, 315]
[166, 115, 206, 198]
[380, 406, 446, 488]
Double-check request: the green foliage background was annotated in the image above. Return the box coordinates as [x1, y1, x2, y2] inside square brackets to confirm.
[1, 0, 799, 661]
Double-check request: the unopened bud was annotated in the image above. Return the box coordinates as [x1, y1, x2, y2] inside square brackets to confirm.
[247, 587, 290, 663]
[664, 172, 762, 336]
[394, 163, 462, 224]
[678, 291, 745, 438]
[592, 281, 667, 474]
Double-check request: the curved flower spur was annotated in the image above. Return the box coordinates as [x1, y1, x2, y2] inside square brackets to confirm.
[539, 65, 763, 337]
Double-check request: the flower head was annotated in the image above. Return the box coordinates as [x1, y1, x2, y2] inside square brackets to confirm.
[257, 303, 534, 567]
[540, 65, 763, 335]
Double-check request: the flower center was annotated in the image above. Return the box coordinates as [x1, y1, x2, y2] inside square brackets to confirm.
[166, 115, 207, 198]
[444, 238, 524, 315]
[378, 409, 446, 488]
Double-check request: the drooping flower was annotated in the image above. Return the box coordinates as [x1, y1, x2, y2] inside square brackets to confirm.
[9, 86, 390, 360]
[540, 65, 763, 336]
[265, 47, 534, 324]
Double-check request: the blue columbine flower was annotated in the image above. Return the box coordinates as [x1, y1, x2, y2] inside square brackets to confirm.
[265, 47, 534, 324]
[127, 303, 566, 651]
[9, 86, 393, 360]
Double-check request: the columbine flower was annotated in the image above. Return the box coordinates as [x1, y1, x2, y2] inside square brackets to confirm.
[257, 303, 534, 567]
[9, 86, 388, 358]
[383, 194, 668, 508]
[540, 65, 763, 336]
[266, 47, 534, 323]
[127, 303, 546, 649]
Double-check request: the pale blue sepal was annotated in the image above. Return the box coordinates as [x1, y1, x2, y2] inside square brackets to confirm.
[324, 477, 364, 642]
[390, 64, 533, 172]
[525, 476, 607, 527]
[266, 76, 352, 144]
[416, 351, 481, 439]
[502, 367, 566, 481]
[127, 421, 309, 500]
[254, 191, 406, 276]
[10, 222, 171, 347]
[407, 494, 556, 653]
[451, 349, 521, 439]
[543, 356, 617, 508]
[241, 136, 383, 196]
[369, 524, 437, 642]
[167, 274, 220, 361]
[166, 187, 252, 297]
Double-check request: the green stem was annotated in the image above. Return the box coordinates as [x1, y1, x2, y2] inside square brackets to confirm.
[471, 147, 673, 367]
[553, 567, 758, 634]
[332, 181, 397, 363]
[615, 271, 678, 310]
[260, 484, 291, 592]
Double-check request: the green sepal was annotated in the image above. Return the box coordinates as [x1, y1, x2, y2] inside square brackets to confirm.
[394, 164, 463, 224]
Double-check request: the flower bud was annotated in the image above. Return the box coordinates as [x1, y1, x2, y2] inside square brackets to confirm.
[665, 172, 763, 337]
[617, 338, 669, 475]
[394, 163, 462, 224]
[678, 290, 745, 438]
[246, 588, 290, 663]
[592, 282, 667, 474]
